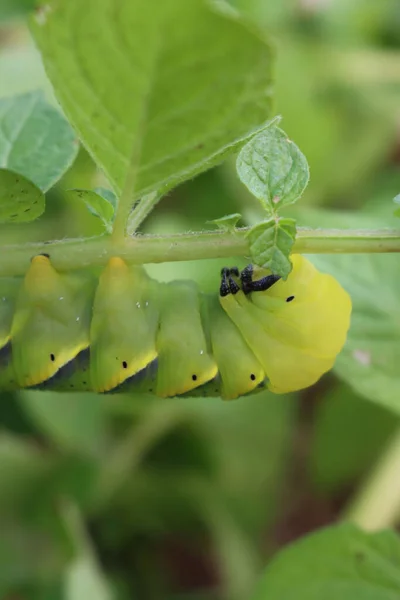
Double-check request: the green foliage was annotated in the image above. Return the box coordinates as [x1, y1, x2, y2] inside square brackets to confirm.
[31, 0, 274, 200]
[251, 524, 400, 600]
[67, 190, 115, 233]
[313, 252, 400, 414]
[236, 125, 310, 214]
[246, 218, 296, 278]
[394, 194, 400, 218]
[310, 384, 398, 493]
[0, 91, 78, 191]
[207, 213, 243, 232]
[0, 168, 44, 222]
[19, 392, 106, 455]
[0, 0, 400, 597]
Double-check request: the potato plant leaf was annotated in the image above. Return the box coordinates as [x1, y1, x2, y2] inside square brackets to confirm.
[251, 524, 400, 600]
[207, 213, 242, 232]
[0, 91, 78, 191]
[237, 125, 309, 214]
[31, 0, 274, 200]
[246, 217, 296, 278]
[67, 189, 116, 233]
[0, 168, 45, 223]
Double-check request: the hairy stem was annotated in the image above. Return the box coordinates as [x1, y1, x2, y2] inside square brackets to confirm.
[343, 427, 400, 531]
[126, 190, 162, 234]
[0, 227, 399, 276]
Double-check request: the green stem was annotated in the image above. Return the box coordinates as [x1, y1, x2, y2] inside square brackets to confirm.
[343, 427, 400, 531]
[0, 227, 399, 276]
[126, 190, 161, 234]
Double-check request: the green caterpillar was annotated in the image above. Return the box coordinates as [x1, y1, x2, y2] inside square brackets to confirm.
[0, 253, 351, 399]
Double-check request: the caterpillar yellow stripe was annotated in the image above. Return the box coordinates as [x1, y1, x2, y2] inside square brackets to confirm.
[0, 254, 351, 399]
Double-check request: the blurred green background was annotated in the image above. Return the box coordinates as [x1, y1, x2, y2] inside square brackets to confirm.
[0, 0, 400, 599]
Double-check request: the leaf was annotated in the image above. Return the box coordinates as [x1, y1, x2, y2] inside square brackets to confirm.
[0, 168, 45, 222]
[19, 391, 106, 455]
[0, 91, 78, 191]
[236, 125, 310, 214]
[94, 187, 118, 211]
[207, 213, 242, 232]
[251, 524, 400, 600]
[311, 253, 400, 415]
[0, 431, 53, 511]
[310, 384, 398, 493]
[31, 0, 274, 199]
[393, 194, 400, 218]
[246, 217, 296, 278]
[67, 189, 116, 233]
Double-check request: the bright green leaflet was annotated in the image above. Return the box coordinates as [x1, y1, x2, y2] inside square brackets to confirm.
[251, 524, 400, 600]
[0, 168, 45, 223]
[0, 91, 78, 191]
[31, 0, 274, 202]
[207, 213, 243, 232]
[236, 125, 309, 214]
[66, 190, 115, 233]
[246, 218, 296, 278]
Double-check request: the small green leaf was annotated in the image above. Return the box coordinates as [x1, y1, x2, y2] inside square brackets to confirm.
[393, 194, 400, 218]
[0, 91, 78, 191]
[246, 218, 296, 278]
[31, 0, 274, 199]
[251, 524, 400, 600]
[207, 213, 242, 232]
[236, 126, 310, 214]
[0, 168, 45, 223]
[94, 187, 118, 211]
[67, 189, 116, 233]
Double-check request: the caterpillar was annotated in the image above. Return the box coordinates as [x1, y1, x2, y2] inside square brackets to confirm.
[0, 253, 351, 399]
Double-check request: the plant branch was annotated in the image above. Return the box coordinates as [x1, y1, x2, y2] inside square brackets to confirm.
[343, 426, 400, 531]
[0, 227, 399, 276]
[126, 191, 161, 234]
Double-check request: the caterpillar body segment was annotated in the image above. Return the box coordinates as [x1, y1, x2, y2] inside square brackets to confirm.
[0, 254, 352, 399]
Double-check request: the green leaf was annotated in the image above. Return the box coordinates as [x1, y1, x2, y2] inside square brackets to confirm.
[0, 431, 53, 511]
[207, 213, 242, 232]
[310, 384, 398, 493]
[94, 187, 118, 211]
[67, 189, 116, 233]
[393, 194, 400, 218]
[19, 391, 106, 455]
[31, 0, 274, 198]
[311, 253, 400, 415]
[0, 168, 45, 223]
[0, 91, 78, 191]
[236, 125, 310, 213]
[246, 218, 296, 278]
[251, 524, 400, 600]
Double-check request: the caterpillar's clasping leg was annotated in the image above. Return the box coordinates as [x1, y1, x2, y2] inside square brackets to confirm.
[240, 264, 281, 295]
[220, 267, 240, 297]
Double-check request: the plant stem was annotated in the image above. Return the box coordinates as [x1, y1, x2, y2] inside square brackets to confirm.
[343, 427, 400, 531]
[126, 190, 161, 234]
[0, 227, 399, 276]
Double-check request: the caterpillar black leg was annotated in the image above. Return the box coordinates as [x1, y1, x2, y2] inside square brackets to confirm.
[240, 264, 281, 295]
[220, 267, 240, 297]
